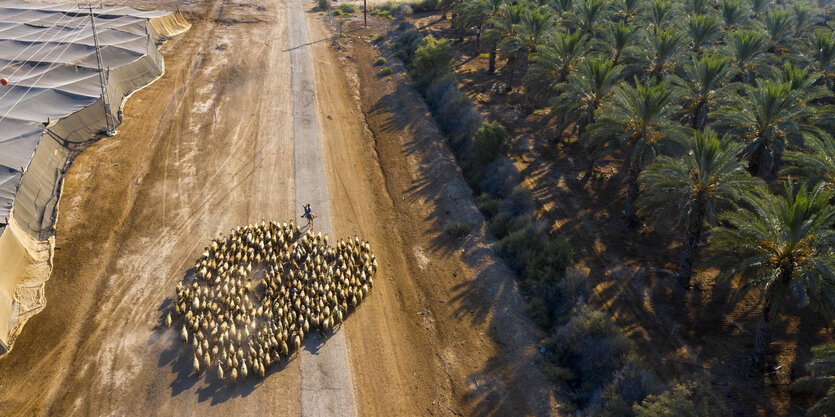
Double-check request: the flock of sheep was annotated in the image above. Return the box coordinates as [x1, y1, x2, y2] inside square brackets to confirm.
[167, 220, 377, 385]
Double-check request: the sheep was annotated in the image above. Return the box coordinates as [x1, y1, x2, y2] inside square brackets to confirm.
[170, 221, 378, 386]
[193, 355, 201, 374]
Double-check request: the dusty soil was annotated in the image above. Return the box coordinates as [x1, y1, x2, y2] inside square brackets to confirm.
[0, 1, 555, 416]
[407, 14, 835, 416]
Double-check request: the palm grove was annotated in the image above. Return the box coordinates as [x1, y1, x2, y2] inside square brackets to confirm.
[444, 0, 835, 408]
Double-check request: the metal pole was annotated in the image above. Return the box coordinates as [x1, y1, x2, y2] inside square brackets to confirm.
[80, 3, 113, 133]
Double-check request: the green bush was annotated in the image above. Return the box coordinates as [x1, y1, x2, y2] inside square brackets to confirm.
[524, 237, 574, 290]
[591, 359, 662, 416]
[473, 121, 511, 165]
[374, 56, 387, 66]
[500, 185, 534, 216]
[412, 0, 440, 12]
[633, 381, 732, 417]
[527, 296, 552, 329]
[392, 29, 423, 65]
[317, 0, 329, 11]
[445, 222, 472, 239]
[373, 34, 385, 43]
[475, 193, 500, 219]
[410, 35, 454, 89]
[338, 3, 357, 13]
[380, 66, 394, 76]
[543, 303, 636, 405]
[489, 211, 513, 238]
[424, 73, 482, 140]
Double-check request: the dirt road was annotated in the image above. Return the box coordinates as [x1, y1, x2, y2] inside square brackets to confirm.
[0, 0, 556, 415]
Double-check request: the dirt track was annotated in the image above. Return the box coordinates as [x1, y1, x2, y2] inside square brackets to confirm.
[0, 1, 556, 415]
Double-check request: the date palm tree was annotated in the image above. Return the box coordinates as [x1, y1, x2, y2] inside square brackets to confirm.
[687, 13, 722, 52]
[497, 7, 557, 92]
[708, 181, 835, 366]
[487, 3, 526, 86]
[572, 0, 611, 35]
[645, 0, 674, 35]
[595, 20, 641, 66]
[763, 9, 793, 51]
[712, 79, 817, 178]
[792, 340, 835, 417]
[719, 0, 748, 30]
[782, 135, 835, 189]
[671, 54, 736, 130]
[552, 57, 623, 171]
[644, 28, 686, 80]
[590, 79, 685, 224]
[806, 29, 835, 92]
[524, 30, 587, 98]
[725, 29, 769, 83]
[452, 0, 491, 53]
[615, 0, 642, 23]
[518, 7, 557, 55]
[485, 3, 525, 75]
[639, 129, 762, 286]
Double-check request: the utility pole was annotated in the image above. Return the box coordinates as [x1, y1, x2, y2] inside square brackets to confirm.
[363, 0, 367, 28]
[79, 3, 115, 135]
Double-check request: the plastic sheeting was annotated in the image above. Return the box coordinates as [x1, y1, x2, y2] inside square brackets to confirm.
[0, 1, 189, 352]
[0, 1, 189, 239]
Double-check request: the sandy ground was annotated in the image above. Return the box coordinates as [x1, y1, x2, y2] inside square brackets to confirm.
[0, 0, 556, 415]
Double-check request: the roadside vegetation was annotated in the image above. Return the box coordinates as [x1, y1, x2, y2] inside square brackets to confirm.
[377, 0, 835, 414]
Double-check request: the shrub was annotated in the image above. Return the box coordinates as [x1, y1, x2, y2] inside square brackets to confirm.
[338, 3, 357, 13]
[543, 303, 636, 405]
[489, 211, 513, 238]
[333, 8, 343, 15]
[445, 222, 472, 239]
[499, 185, 534, 216]
[475, 193, 500, 219]
[495, 227, 539, 272]
[480, 156, 521, 198]
[380, 66, 394, 76]
[550, 267, 590, 322]
[524, 237, 573, 290]
[392, 29, 423, 65]
[373, 34, 386, 43]
[472, 121, 511, 165]
[633, 381, 732, 417]
[410, 36, 454, 89]
[590, 359, 663, 416]
[412, 0, 440, 12]
[374, 57, 387, 66]
[423, 73, 482, 141]
[317, 0, 329, 11]
[526, 296, 552, 329]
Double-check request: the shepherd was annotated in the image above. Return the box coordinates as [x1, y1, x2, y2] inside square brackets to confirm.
[301, 204, 316, 227]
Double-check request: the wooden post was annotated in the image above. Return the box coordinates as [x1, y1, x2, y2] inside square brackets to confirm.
[364, 0, 367, 28]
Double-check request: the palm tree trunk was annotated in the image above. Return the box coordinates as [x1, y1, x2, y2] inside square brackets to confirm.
[678, 194, 705, 287]
[747, 141, 766, 177]
[475, 30, 481, 54]
[753, 283, 776, 368]
[624, 159, 642, 226]
[505, 58, 516, 91]
[691, 101, 705, 130]
[488, 48, 497, 73]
